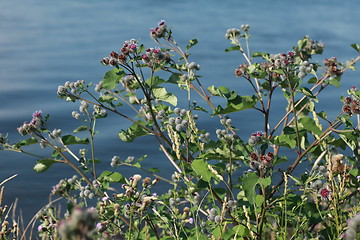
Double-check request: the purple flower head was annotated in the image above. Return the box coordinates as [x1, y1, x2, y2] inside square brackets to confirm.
[320, 188, 331, 199]
[153, 48, 161, 54]
[129, 44, 137, 50]
[96, 222, 103, 231]
[37, 225, 44, 232]
[188, 217, 194, 224]
[32, 110, 42, 119]
[102, 196, 109, 202]
[158, 20, 166, 26]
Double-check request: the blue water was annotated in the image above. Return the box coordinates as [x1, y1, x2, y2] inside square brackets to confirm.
[1, 0, 359, 223]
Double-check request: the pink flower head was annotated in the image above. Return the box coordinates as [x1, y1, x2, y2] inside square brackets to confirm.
[158, 20, 165, 26]
[37, 225, 44, 232]
[153, 48, 161, 54]
[188, 217, 194, 224]
[96, 222, 103, 231]
[320, 188, 331, 199]
[32, 110, 42, 119]
[129, 44, 137, 50]
[142, 54, 149, 60]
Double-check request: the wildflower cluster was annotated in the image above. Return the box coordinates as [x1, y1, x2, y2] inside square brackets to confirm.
[248, 131, 263, 146]
[168, 107, 190, 132]
[249, 152, 274, 172]
[297, 60, 314, 79]
[17, 110, 43, 136]
[297, 35, 324, 60]
[150, 20, 167, 39]
[342, 87, 360, 115]
[141, 47, 170, 67]
[1, 20, 359, 240]
[57, 80, 86, 95]
[270, 52, 295, 69]
[324, 57, 342, 76]
[234, 63, 248, 77]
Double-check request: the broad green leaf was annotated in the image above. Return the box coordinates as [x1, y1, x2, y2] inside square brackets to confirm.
[257, 176, 271, 187]
[213, 188, 226, 198]
[298, 116, 322, 135]
[207, 85, 231, 97]
[98, 171, 125, 183]
[33, 158, 58, 173]
[152, 87, 177, 106]
[118, 121, 150, 143]
[242, 172, 259, 204]
[225, 45, 240, 52]
[256, 195, 264, 206]
[145, 76, 165, 87]
[213, 95, 257, 115]
[339, 132, 359, 151]
[61, 135, 89, 145]
[102, 68, 125, 90]
[167, 73, 181, 84]
[15, 137, 38, 148]
[186, 38, 198, 50]
[328, 76, 341, 88]
[191, 159, 218, 182]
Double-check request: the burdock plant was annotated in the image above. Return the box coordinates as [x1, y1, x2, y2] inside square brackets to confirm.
[1, 20, 360, 239]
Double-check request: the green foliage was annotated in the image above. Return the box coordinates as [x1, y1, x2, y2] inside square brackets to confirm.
[1, 21, 359, 240]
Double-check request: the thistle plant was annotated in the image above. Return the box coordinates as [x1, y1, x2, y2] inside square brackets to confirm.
[1, 20, 360, 239]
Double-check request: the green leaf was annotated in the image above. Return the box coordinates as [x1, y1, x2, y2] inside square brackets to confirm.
[33, 158, 58, 173]
[213, 95, 257, 115]
[225, 45, 240, 52]
[98, 95, 118, 103]
[298, 87, 316, 99]
[191, 159, 218, 182]
[102, 68, 125, 90]
[328, 76, 341, 88]
[61, 135, 89, 145]
[207, 85, 231, 97]
[118, 121, 150, 143]
[350, 43, 360, 52]
[316, 111, 328, 120]
[73, 125, 88, 133]
[257, 176, 271, 187]
[273, 156, 288, 166]
[193, 106, 208, 112]
[242, 172, 259, 204]
[145, 76, 165, 87]
[252, 52, 269, 59]
[186, 38, 198, 50]
[167, 73, 181, 84]
[152, 87, 177, 106]
[213, 188, 226, 198]
[15, 137, 38, 148]
[298, 116, 322, 136]
[98, 171, 125, 183]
